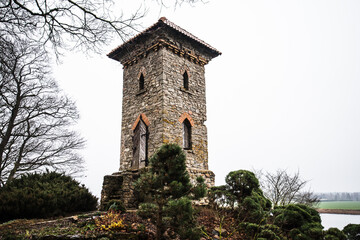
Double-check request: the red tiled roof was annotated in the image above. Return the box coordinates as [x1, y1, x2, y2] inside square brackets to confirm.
[108, 17, 221, 59]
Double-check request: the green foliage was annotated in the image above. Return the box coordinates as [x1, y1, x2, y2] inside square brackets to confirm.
[238, 222, 282, 240]
[106, 200, 126, 213]
[225, 170, 260, 200]
[193, 176, 207, 199]
[165, 196, 201, 239]
[134, 144, 206, 240]
[209, 169, 335, 240]
[258, 228, 281, 240]
[0, 171, 97, 222]
[241, 189, 272, 223]
[135, 144, 192, 199]
[210, 170, 271, 224]
[301, 222, 324, 239]
[271, 204, 323, 239]
[273, 204, 321, 230]
[209, 169, 278, 240]
[238, 222, 260, 238]
[343, 224, 360, 240]
[208, 185, 237, 208]
[137, 203, 158, 219]
[324, 228, 346, 240]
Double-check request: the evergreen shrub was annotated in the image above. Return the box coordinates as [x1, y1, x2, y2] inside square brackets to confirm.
[0, 171, 98, 222]
[135, 143, 206, 240]
[324, 227, 346, 240]
[343, 224, 360, 240]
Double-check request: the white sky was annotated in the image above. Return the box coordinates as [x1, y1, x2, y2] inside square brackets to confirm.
[53, 0, 360, 198]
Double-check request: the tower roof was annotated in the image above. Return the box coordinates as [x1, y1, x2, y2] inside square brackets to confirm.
[108, 17, 221, 63]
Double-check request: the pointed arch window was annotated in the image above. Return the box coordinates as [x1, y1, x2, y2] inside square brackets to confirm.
[132, 117, 148, 169]
[183, 71, 189, 90]
[139, 73, 145, 91]
[183, 118, 192, 150]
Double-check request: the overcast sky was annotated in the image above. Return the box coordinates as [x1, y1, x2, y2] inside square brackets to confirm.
[54, 0, 360, 197]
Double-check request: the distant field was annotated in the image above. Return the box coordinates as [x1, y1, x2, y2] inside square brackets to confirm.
[316, 201, 360, 210]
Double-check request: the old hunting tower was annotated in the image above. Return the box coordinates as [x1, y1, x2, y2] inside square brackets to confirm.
[101, 17, 221, 209]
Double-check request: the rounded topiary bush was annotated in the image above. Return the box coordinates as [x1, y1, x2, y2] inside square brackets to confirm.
[0, 171, 98, 222]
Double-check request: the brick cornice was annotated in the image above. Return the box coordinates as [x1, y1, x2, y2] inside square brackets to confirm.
[122, 39, 209, 68]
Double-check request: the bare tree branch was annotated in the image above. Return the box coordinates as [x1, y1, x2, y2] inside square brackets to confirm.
[256, 169, 319, 207]
[0, 0, 145, 57]
[0, 38, 84, 186]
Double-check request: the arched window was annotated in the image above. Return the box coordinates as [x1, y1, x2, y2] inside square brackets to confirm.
[183, 71, 189, 90]
[139, 73, 145, 90]
[132, 117, 148, 169]
[183, 118, 192, 149]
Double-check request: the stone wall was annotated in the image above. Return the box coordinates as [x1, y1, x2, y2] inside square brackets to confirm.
[100, 168, 214, 210]
[100, 171, 140, 210]
[119, 48, 165, 170]
[188, 168, 215, 187]
[161, 48, 209, 170]
[120, 38, 210, 172]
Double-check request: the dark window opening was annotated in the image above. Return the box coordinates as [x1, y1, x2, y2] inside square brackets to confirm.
[183, 71, 189, 90]
[139, 73, 145, 91]
[132, 118, 148, 169]
[183, 118, 192, 149]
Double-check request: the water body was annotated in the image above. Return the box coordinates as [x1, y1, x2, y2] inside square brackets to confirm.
[321, 213, 360, 230]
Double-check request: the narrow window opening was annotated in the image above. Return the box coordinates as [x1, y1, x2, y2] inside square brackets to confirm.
[139, 73, 145, 91]
[183, 71, 189, 90]
[183, 118, 192, 149]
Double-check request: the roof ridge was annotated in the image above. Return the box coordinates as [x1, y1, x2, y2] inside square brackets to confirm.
[108, 17, 221, 59]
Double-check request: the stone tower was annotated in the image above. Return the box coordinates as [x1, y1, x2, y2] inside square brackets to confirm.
[100, 17, 221, 209]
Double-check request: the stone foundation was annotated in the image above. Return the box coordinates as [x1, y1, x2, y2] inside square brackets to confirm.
[100, 170, 140, 210]
[187, 168, 215, 187]
[100, 168, 215, 209]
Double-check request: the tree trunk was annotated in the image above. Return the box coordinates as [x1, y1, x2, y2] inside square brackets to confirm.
[0, 83, 21, 173]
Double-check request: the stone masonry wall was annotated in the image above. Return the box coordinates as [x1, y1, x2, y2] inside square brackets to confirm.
[118, 30, 215, 188]
[119, 48, 164, 170]
[161, 48, 209, 170]
[120, 45, 210, 172]
[100, 171, 140, 210]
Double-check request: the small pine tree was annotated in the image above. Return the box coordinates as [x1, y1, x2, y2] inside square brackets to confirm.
[210, 170, 271, 223]
[134, 143, 206, 240]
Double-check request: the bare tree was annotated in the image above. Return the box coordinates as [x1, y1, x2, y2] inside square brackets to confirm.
[0, 0, 146, 56]
[0, 0, 202, 56]
[0, 0, 204, 186]
[0, 37, 84, 186]
[257, 169, 319, 207]
[294, 190, 320, 206]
